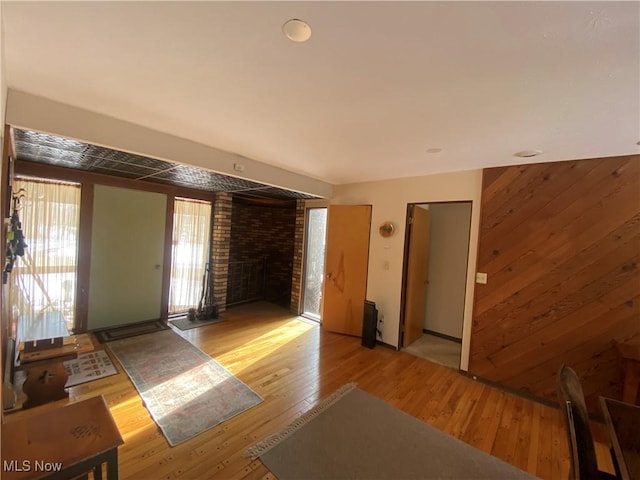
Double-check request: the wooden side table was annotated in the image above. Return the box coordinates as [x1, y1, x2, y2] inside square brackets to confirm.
[617, 338, 640, 405]
[1, 395, 124, 479]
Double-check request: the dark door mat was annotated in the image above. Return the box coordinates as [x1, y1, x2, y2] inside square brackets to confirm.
[169, 316, 226, 331]
[94, 320, 169, 344]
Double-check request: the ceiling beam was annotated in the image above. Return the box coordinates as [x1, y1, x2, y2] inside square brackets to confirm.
[6, 90, 332, 199]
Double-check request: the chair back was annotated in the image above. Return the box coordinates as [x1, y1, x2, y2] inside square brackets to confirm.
[557, 365, 600, 480]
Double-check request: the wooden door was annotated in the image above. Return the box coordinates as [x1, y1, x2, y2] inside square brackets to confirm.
[88, 185, 167, 330]
[321, 205, 372, 336]
[403, 205, 431, 347]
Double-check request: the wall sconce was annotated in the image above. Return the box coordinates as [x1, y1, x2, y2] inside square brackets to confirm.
[379, 221, 395, 238]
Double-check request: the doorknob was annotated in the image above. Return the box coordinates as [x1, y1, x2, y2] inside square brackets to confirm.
[326, 272, 333, 279]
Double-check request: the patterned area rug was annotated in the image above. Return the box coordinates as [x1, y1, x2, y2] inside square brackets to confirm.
[108, 329, 263, 446]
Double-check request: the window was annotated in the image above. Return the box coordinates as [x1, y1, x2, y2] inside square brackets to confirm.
[169, 198, 212, 314]
[11, 177, 81, 340]
[302, 207, 327, 320]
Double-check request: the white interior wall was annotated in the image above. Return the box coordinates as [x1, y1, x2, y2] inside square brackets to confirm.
[332, 169, 482, 371]
[423, 202, 472, 339]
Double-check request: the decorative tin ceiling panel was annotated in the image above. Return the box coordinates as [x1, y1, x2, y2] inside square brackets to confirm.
[13, 130, 176, 177]
[13, 129, 319, 200]
[239, 186, 320, 199]
[146, 164, 269, 192]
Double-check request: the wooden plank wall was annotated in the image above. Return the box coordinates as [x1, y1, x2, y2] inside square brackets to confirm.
[469, 154, 640, 414]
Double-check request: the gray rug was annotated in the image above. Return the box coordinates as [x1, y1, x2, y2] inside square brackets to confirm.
[247, 384, 537, 480]
[169, 315, 225, 331]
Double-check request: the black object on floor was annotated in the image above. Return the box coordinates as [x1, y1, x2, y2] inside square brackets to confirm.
[362, 300, 377, 349]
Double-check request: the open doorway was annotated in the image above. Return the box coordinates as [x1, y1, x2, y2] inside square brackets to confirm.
[301, 207, 327, 322]
[399, 202, 472, 369]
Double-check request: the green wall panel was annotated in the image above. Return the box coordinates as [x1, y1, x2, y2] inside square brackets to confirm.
[88, 185, 166, 330]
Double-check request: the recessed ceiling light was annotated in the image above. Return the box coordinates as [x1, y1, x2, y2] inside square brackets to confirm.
[514, 150, 543, 158]
[426, 148, 443, 154]
[283, 19, 311, 43]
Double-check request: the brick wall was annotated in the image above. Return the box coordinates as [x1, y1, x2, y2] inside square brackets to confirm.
[229, 200, 296, 306]
[211, 193, 232, 312]
[290, 200, 305, 314]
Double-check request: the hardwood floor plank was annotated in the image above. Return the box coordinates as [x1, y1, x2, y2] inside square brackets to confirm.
[444, 381, 486, 440]
[551, 408, 570, 480]
[3, 302, 581, 479]
[536, 403, 554, 480]
[527, 402, 542, 474]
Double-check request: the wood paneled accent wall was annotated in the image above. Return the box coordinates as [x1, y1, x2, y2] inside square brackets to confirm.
[469, 154, 640, 413]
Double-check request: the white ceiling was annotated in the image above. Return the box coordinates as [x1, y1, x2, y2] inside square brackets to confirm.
[2, 1, 639, 185]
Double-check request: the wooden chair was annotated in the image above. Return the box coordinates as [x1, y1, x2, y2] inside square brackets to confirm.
[557, 365, 618, 480]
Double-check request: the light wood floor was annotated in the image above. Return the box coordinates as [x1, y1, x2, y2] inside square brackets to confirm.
[5, 302, 616, 480]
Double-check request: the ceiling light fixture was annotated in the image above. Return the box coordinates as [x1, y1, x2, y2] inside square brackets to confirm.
[514, 150, 543, 158]
[282, 19, 312, 42]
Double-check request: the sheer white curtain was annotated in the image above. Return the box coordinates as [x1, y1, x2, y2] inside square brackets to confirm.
[169, 198, 212, 314]
[11, 177, 81, 338]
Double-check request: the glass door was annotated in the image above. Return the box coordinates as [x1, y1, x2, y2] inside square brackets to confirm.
[301, 208, 327, 321]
